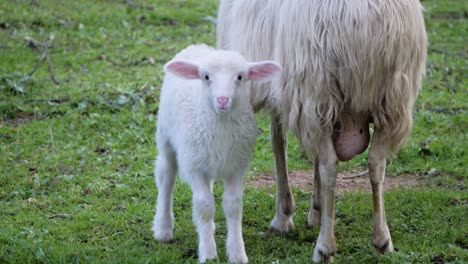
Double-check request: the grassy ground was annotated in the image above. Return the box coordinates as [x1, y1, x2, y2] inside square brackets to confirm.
[0, 0, 466, 263]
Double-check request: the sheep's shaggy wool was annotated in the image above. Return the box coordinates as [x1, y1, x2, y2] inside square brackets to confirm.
[217, 0, 427, 261]
[218, 0, 427, 156]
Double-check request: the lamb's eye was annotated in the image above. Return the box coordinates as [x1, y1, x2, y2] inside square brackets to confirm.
[237, 75, 242, 81]
[204, 75, 210, 81]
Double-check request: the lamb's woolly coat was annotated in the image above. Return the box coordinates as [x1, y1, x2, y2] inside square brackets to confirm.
[154, 44, 283, 263]
[218, 0, 427, 155]
[156, 45, 257, 182]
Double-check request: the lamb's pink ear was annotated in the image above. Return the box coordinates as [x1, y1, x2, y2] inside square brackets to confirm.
[247, 61, 282, 81]
[164, 60, 200, 79]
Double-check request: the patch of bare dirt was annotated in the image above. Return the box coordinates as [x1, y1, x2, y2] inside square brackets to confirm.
[0, 111, 35, 126]
[248, 170, 424, 194]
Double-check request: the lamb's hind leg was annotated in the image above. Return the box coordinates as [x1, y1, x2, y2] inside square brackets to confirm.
[368, 129, 394, 253]
[267, 113, 296, 234]
[152, 146, 177, 242]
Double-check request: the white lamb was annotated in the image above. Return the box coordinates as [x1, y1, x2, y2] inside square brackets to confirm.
[151, 44, 281, 263]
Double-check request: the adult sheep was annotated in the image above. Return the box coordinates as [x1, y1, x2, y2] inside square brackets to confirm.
[217, 0, 427, 262]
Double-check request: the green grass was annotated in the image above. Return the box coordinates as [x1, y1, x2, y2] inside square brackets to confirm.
[0, 0, 466, 263]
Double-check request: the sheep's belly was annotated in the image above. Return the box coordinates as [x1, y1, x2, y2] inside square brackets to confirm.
[333, 116, 370, 162]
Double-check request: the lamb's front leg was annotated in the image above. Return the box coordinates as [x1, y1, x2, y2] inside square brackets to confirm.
[152, 150, 177, 242]
[192, 178, 217, 263]
[312, 137, 338, 263]
[268, 113, 295, 234]
[223, 175, 248, 264]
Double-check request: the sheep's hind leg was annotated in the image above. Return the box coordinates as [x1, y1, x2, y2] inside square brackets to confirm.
[308, 157, 321, 227]
[266, 113, 296, 235]
[223, 175, 248, 264]
[152, 148, 177, 242]
[312, 137, 338, 263]
[368, 129, 394, 253]
[192, 178, 217, 263]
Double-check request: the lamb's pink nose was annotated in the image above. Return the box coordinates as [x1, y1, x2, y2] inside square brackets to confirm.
[217, 96, 229, 107]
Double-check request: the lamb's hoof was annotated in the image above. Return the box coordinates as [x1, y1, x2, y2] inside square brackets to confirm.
[227, 241, 248, 263]
[152, 215, 174, 242]
[153, 230, 173, 243]
[199, 253, 217, 263]
[151, 226, 174, 243]
[198, 239, 218, 263]
[228, 253, 248, 264]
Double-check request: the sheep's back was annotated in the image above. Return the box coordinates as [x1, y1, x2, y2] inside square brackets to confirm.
[218, 0, 427, 154]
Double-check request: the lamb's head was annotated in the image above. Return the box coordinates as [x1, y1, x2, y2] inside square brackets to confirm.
[165, 50, 281, 113]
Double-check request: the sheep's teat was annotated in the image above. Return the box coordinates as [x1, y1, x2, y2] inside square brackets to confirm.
[333, 115, 370, 162]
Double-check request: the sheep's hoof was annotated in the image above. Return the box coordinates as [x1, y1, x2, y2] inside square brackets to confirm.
[263, 223, 295, 237]
[265, 214, 295, 236]
[312, 234, 337, 263]
[312, 251, 334, 263]
[372, 228, 394, 254]
[263, 227, 282, 237]
[264, 224, 295, 237]
[312, 245, 335, 263]
[372, 238, 394, 254]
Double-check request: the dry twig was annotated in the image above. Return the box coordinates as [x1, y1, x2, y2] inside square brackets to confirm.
[23, 97, 70, 104]
[49, 214, 74, 219]
[343, 170, 369, 179]
[27, 36, 60, 85]
[0, 135, 13, 140]
[97, 54, 155, 67]
[43, 38, 60, 85]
